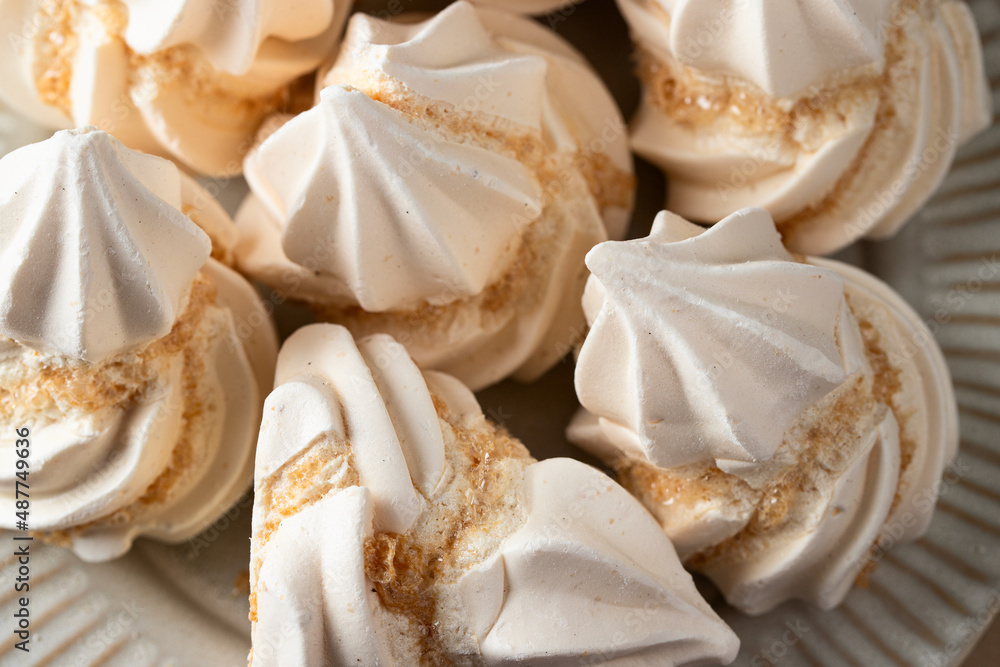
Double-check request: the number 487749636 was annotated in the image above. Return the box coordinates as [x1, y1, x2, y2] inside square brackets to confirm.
[14, 427, 29, 529]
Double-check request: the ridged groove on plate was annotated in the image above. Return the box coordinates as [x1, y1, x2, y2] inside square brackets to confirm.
[726, 2, 1000, 664]
[0, 531, 249, 666]
[0, 537, 159, 667]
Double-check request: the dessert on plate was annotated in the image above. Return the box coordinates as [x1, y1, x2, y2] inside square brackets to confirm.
[0, 0, 351, 176]
[618, 0, 992, 254]
[249, 323, 739, 665]
[0, 127, 278, 561]
[568, 207, 959, 614]
[234, 0, 634, 390]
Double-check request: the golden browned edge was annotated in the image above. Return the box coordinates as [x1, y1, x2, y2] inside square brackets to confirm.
[619, 299, 912, 585]
[233, 569, 251, 597]
[852, 298, 914, 587]
[2, 274, 224, 543]
[31, 1, 298, 152]
[779, 2, 917, 240]
[249, 394, 532, 665]
[32, 1, 78, 114]
[248, 438, 360, 625]
[639, 0, 925, 236]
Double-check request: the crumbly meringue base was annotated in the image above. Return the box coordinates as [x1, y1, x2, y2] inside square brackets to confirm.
[251, 384, 533, 664]
[0, 260, 276, 561]
[618, 302, 899, 613]
[571, 257, 958, 614]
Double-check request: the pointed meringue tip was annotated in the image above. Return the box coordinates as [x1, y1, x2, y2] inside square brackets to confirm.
[0, 127, 211, 362]
[648, 209, 706, 242]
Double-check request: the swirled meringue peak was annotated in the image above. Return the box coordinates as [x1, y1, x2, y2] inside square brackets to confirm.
[249, 323, 739, 666]
[650, 0, 893, 99]
[120, 0, 336, 75]
[569, 207, 958, 613]
[0, 127, 210, 363]
[576, 208, 849, 469]
[0, 0, 348, 176]
[620, 0, 992, 254]
[0, 128, 278, 561]
[247, 84, 542, 312]
[236, 1, 634, 390]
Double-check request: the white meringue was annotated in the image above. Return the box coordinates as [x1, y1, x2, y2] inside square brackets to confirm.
[119, 0, 336, 75]
[575, 208, 850, 469]
[0, 128, 278, 561]
[620, 0, 992, 254]
[0, 0, 349, 176]
[236, 1, 634, 390]
[250, 323, 739, 666]
[0, 127, 210, 363]
[642, 0, 894, 99]
[568, 207, 959, 613]
[244, 85, 542, 313]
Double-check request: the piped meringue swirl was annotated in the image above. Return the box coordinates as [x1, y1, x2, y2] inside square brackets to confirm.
[569, 207, 959, 613]
[620, 0, 992, 254]
[0, 0, 349, 175]
[250, 323, 739, 666]
[236, 1, 634, 390]
[0, 129, 277, 561]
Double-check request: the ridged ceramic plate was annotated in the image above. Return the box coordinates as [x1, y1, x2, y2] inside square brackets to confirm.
[1, 0, 999, 665]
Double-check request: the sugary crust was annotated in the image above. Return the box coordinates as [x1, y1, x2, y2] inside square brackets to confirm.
[250, 390, 533, 664]
[619, 300, 911, 576]
[1, 272, 237, 540]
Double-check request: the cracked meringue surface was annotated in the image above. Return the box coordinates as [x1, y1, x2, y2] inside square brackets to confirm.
[568, 207, 958, 614]
[619, 0, 992, 254]
[249, 323, 739, 666]
[235, 1, 634, 391]
[0, 128, 277, 561]
[0, 0, 350, 176]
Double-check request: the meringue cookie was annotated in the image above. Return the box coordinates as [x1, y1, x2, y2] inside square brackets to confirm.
[0, 128, 277, 561]
[0, 0, 349, 176]
[568, 208, 958, 614]
[620, 0, 992, 254]
[250, 323, 738, 666]
[235, 1, 634, 390]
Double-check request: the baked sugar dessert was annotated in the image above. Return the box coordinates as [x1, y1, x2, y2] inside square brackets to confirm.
[568, 207, 959, 614]
[235, 1, 634, 390]
[618, 0, 992, 254]
[0, 0, 350, 176]
[0, 127, 277, 561]
[249, 323, 739, 665]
